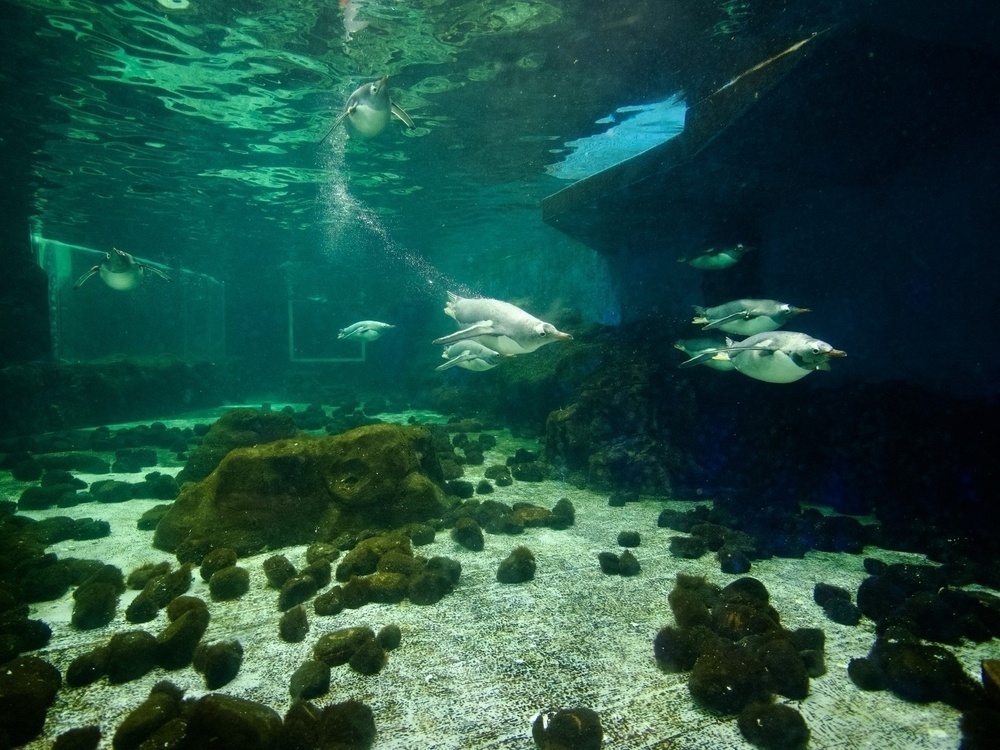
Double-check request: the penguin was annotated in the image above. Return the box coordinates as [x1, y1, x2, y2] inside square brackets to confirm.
[673, 337, 736, 371]
[692, 298, 808, 336]
[432, 292, 572, 355]
[677, 243, 752, 271]
[435, 341, 503, 372]
[321, 76, 413, 141]
[679, 331, 846, 383]
[337, 320, 394, 342]
[73, 247, 172, 291]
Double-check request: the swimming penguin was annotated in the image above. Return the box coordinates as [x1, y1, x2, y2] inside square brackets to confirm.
[72, 247, 173, 291]
[436, 341, 503, 372]
[692, 298, 808, 336]
[338, 320, 395, 342]
[320, 76, 414, 142]
[673, 337, 736, 371]
[679, 331, 846, 383]
[677, 243, 752, 271]
[432, 292, 573, 356]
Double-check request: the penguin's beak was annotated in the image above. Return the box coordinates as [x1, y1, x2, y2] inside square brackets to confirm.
[828, 349, 847, 358]
[792, 306, 810, 315]
[552, 331, 573, 341]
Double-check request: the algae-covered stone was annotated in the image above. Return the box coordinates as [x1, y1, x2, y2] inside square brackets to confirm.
[71, 582, 119, 630]
[289, 659, 330, 700]
[106, 630, 157, 684]
[199, 547, 237, 581]
[52, 725, 101, 750]
[208, 565, 250, 601]
[156, 605, 209, 670]
[314, 586, 345, 617]
[184, 693, 282, 749]
[176, 408, 299, 485]
[279, 574, 318, 611]
[66, 646, 108, 687]
[0, 655, 62, 747]
[262, 554, 296, 589]
[532, 707, 603, 750]
[126, 561, 171, 590]
[313, 626, 375, 667]
[279, 605, 309, 643]
[349, 636, 386, 675]
[497, 546, 536, 584]
[367, 572, 408, 604]
[451, 517, 484, 551]
[154, 424, 447, 556]
[112, 681, 182, 750]
[193, 639, 243, 689]
[319, 699, 376, 750]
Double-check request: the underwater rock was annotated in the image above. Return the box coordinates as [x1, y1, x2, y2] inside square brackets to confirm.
[317, 698, 376, 749]
[348, 635, 387, 675]
[262, 554, 297, 589]
[279, 605, 310, 643]
[208, 565, 250, 601]
[300, 558, 332, 589]
[484, 464, 513, 486]
[175, 408, 299, 485]
[719, 547, 752, 574]
[446, 479, 476, 499]
[314, 586, 345, 617]
[112, 681, 183, 750]
[597, 551, 620, 575]
[51, 725, 102, 750]
[184, 693, 283, 750]
[155, 603, 210, 670]
[290, 660, 331, 701]
[279, 574, 319, 611]
[155, 424, 446, 556]
[737, 702, 810, 750]
[532, 707, 603, 750]
[670, 536, 708, 560]
[66, 646, 108, 687]
[193, 639, 243, 689]
[0, 655, 62, 746]
[105, 630, 158, 684]
[376, 624, 402, 651]
[653, 625, 715, 673]
[618, 550, 641, 576]
[857, 635, 985, 709]
[549, 498, 575, 529]
[136, 504, 172, 531]
[313, 626, 376, 667]
[199, 546, 237, 581]
[452, 517, 485, 551]
[511, 461, 549, 482]
[89, 479, 135, 504]
[497, 546, 536, 584]
[17, 483, 79, 510]
[689, 642, 771, 714]
[617, 530, 640, 547]
[126, 560, 171, 590]
[71, 581, 119, 630]
[125, 564, 192, 623]
[366, 572, 408, 604]
[476, 479, 494, 494]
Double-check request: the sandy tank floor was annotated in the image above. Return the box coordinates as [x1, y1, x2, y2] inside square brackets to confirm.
[5, 407, 997, 749]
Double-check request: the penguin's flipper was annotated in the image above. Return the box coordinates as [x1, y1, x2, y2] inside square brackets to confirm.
[679, 350, 726, 368]
[319, 109, 352, 144]
[73, 266, 100, 290]
[432, 321, 496, 346]
[143, 264, 173, 283]
[435, 353, 475, 372]
[702, 311, 748, 330]
[391, 101, 414, 128]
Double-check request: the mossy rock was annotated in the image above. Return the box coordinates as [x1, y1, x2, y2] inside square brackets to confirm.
[175, 408, 299, 485]
[154, 424, 447, 556]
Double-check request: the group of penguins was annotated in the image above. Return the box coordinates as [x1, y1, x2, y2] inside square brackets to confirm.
[339, 274, 846, 384]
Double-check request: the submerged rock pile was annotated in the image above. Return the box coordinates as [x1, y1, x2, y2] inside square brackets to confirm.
[654, 574, 820, 749]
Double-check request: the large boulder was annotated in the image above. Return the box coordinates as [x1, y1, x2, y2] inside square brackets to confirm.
[154, 424, 447, 556]
[176, 408, 299, 485]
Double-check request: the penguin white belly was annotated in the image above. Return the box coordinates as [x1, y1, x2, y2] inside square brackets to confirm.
[470, 334, 529, 356]
[718, 317, 782, 336]
[100, 267, 141, 291]
[348, 104, 390, 138]
[732, 350, 810, 383]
